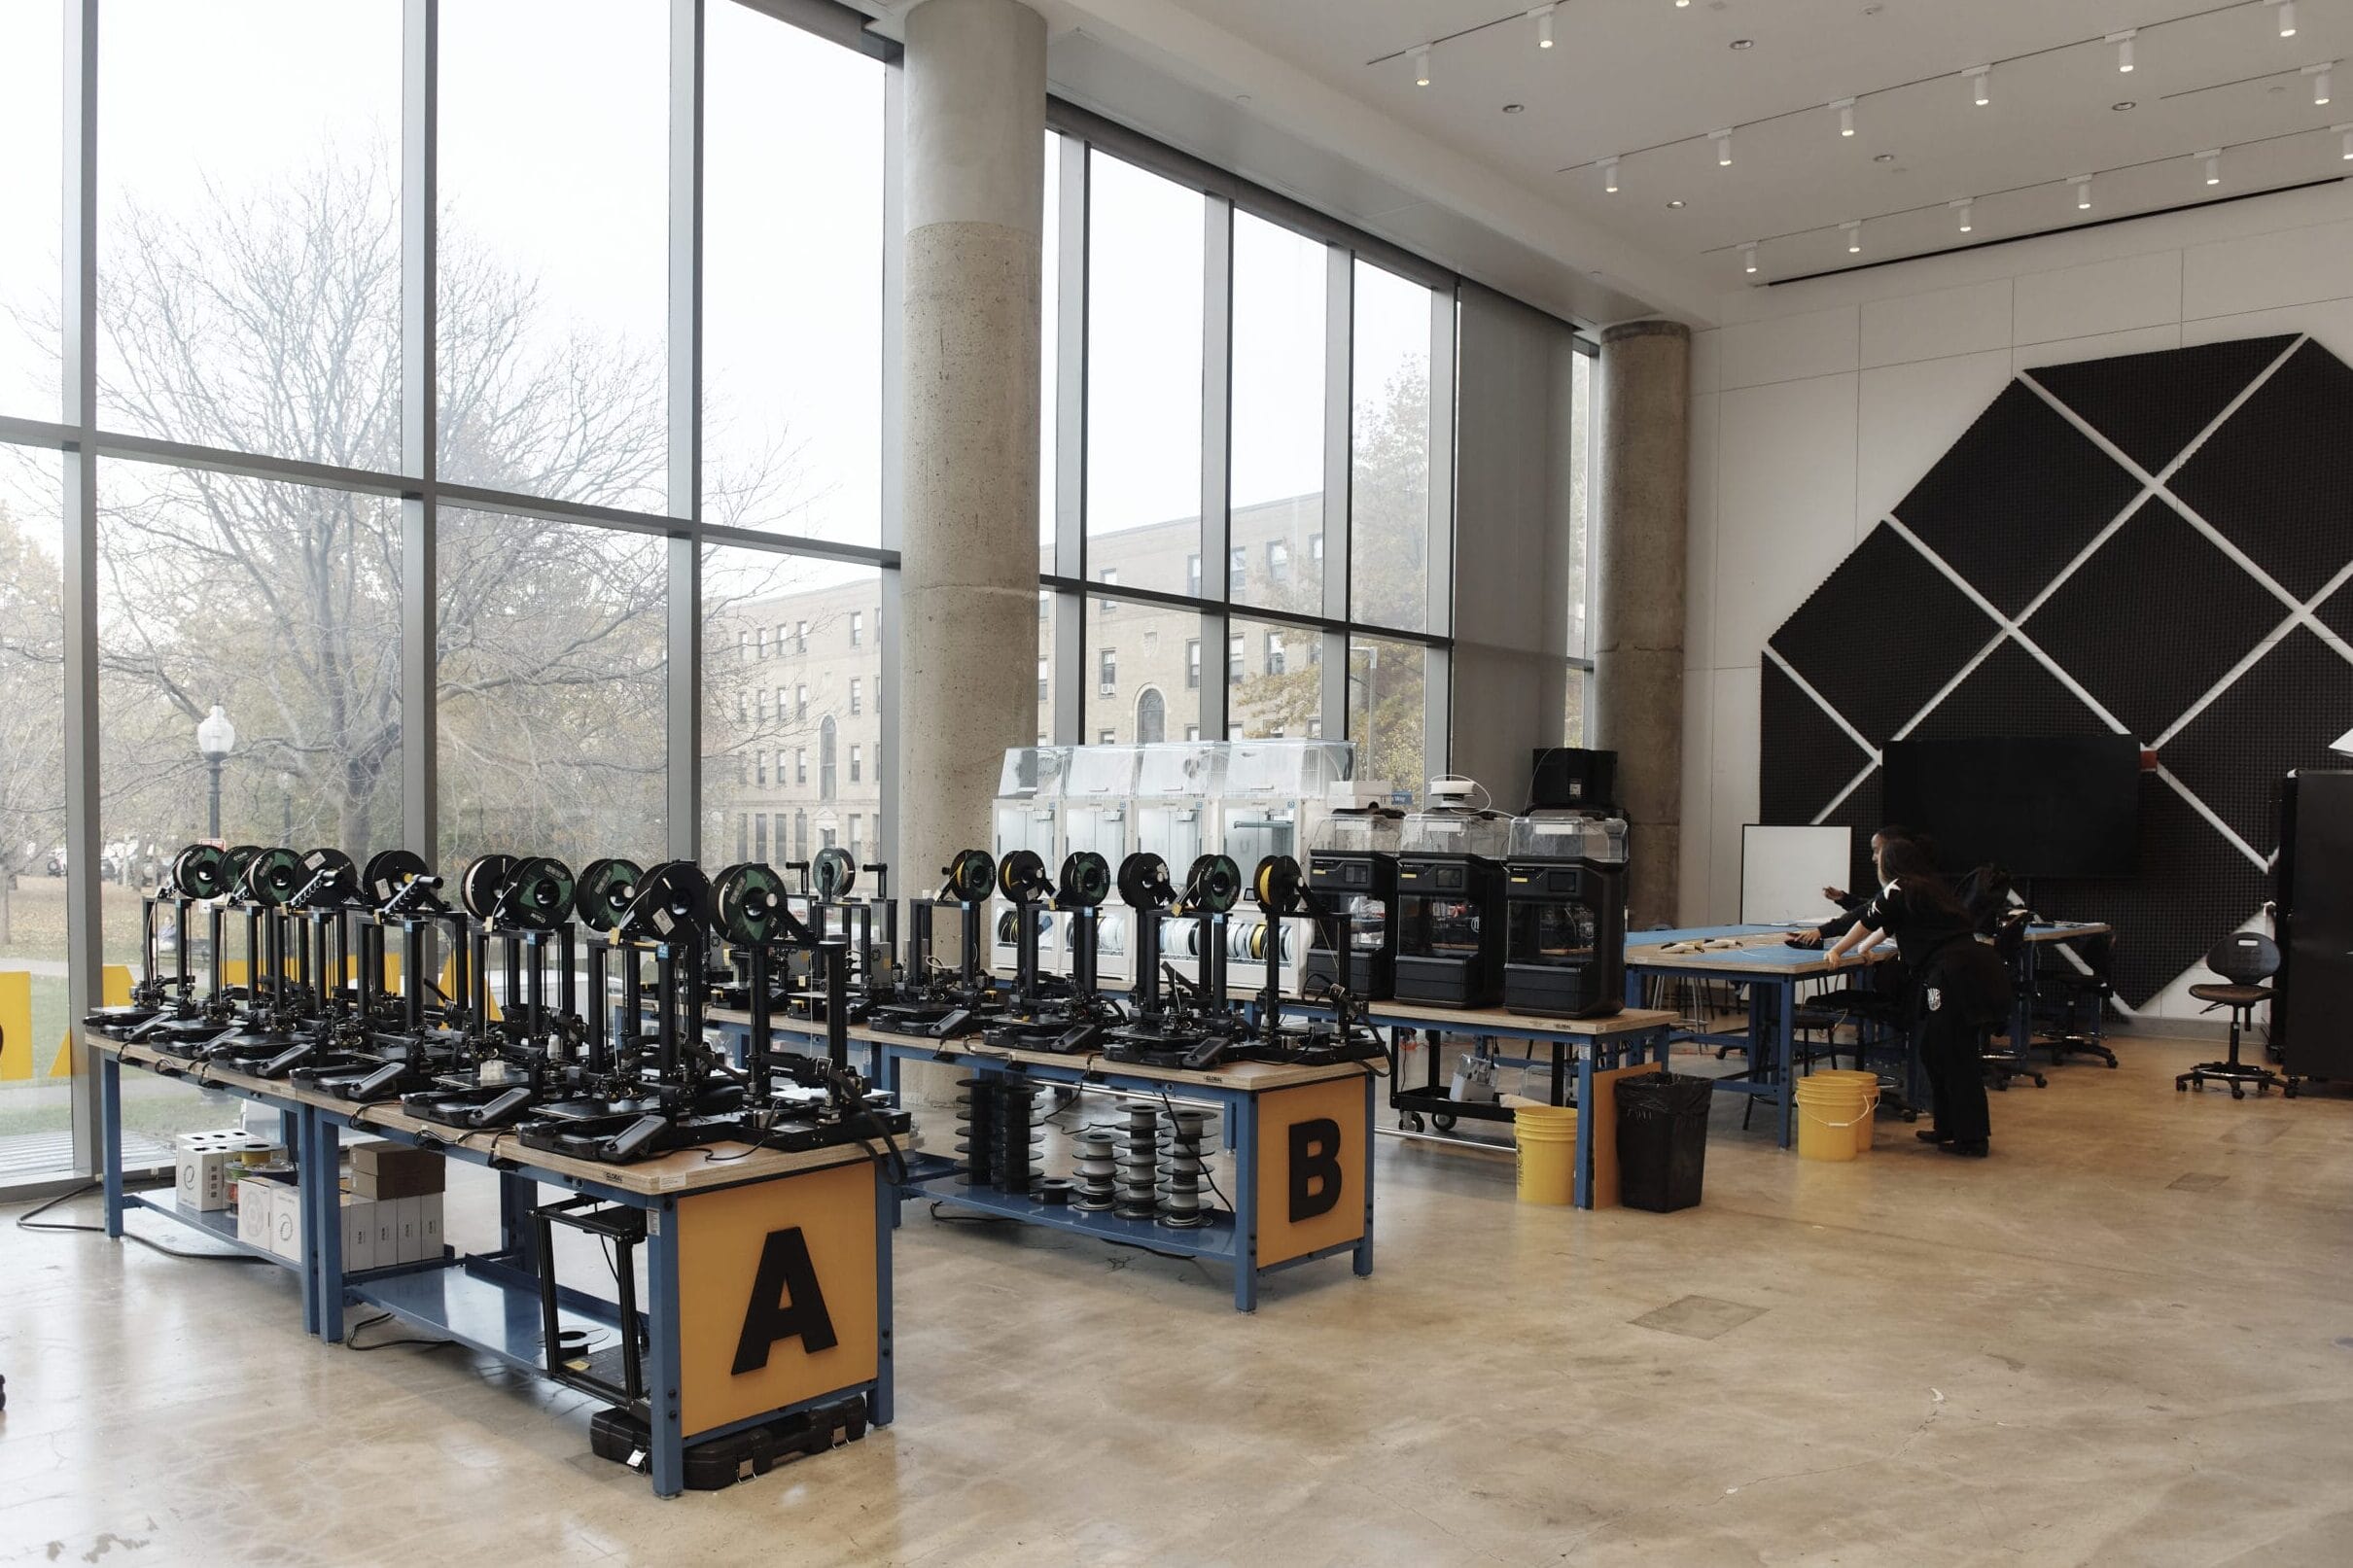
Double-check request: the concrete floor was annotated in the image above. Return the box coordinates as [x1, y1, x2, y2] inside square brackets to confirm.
[5, 1031, 2352, 1567]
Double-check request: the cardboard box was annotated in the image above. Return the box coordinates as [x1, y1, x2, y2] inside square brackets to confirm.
[372, 1202, 399, 1265]
[237, 1177, 274, 1250]
[393, 1196, 424, 1264]
[176, 1130, 272, 1212]
[350, 1143, 445, 1201]
[268, 1180, 303, 1262]
[416, 1193, 444, 1260]
[336, 1193, 373, 1273]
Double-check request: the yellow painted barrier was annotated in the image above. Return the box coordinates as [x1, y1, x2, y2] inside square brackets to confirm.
[0, 970, 30, 1081]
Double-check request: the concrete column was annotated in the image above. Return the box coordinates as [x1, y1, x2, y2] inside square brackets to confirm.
[898, 0, 1047, 908]
[1591, 319, 1691, 929]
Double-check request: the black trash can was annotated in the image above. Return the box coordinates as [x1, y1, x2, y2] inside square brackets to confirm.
[1615, 1072, 1713, 1212]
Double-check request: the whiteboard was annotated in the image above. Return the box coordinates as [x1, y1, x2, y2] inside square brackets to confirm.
[1740, 824, 1854, 925]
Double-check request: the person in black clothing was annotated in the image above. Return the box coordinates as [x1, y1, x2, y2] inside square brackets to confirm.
[1787, 825, 1933, 948]
[1824, 837, 2011, 1157]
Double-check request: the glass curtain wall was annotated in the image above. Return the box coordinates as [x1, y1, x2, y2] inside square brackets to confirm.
[1040, 129, 1459, 802]
[0, 0, 896, 1185]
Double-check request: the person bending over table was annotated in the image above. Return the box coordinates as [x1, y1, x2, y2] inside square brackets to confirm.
[1787, 825, 1931, 949]
[1823, 837, 2010, 1159]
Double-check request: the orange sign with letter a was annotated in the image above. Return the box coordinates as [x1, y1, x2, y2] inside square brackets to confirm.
[1253, 1076, 1367, 1268]
[674, 1159, 877, 1437]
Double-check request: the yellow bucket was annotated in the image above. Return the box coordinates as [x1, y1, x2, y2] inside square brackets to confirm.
[1513, 1104, 1579, 1205]
[1793, 1075, 1872, 1163]
[1818, 1070, 1882, 1155]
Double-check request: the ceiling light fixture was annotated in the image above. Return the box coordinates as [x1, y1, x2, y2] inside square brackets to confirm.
[2073, 173, 2094, 211]
[1531, 4, 1557, 50]
[2110, 29, 2137, 73]
[1712, 127, 1734, 167]
[2308, 61, 2335, 106]
[1740, 242, 1758, 275]
[1675, 0, 1690, 8]
[1411, 45, 1431, 87]
[1950, 197, 1974, 232]
[2199, 148, 2223, 185]
[1601, 155, 1621, 192]
[1843, 220, 1862, 254]
[1832, 96, 1856, 137]
[2339, 122, 2353, 159]
[1966, 64, 1991, 107]
[1730, 39, 1753, 51]
[1667, 198, 1685, 209]
[2113, 101, 2137, 112]
[2274, 1, 2299, 40]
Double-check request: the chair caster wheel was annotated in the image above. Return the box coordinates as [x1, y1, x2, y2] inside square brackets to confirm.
[2176, 1081, 2189, 1092]
[1399, 1112, 1424, 1132]
[2032, 1076, 2047, 1089]
[2230, 1086, 2245, 1100]
[2286, 1081, 2300, 1099]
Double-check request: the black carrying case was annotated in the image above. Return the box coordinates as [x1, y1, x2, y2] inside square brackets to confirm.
[590, 1395, 868, 1489]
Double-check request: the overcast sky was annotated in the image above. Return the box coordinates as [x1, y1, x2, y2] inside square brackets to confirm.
[0, 0, 1423, 596]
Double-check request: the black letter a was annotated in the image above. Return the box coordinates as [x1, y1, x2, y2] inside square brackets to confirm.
[1288, 1117, 1343, 1223]
[731, 1226, 838, 1375]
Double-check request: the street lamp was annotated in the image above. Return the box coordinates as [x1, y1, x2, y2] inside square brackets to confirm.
[195, 703, 235, 841]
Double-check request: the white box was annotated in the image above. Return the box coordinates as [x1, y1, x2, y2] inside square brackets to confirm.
[340, 1194, 377, 1273]
[416, 1193, 443, 1260]
[372, 1202, 399, 1263]
[237, 1179, 274, 1250]
[175, 1130, 269, 1212]
[393, 1196, 423, 1265]
[268, 1181, 303, 1262]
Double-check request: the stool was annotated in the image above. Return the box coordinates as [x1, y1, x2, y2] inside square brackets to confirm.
[2179, 931, 2290, 1099]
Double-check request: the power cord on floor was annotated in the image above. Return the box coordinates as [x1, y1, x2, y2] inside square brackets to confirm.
[14, 1180, 264, 1264]
[344, 1311, 457, 1353]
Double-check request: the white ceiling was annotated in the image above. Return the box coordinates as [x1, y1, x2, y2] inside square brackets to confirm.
[1164, 0, 2353, 292]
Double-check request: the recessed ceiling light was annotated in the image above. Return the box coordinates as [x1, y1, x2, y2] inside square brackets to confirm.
[1502, 102, 1525, 113]
[1873, 153, 1896, 163]
[2113, 100, 2137, 112]
[1730, 39, 1754, 51]
[1667, 198, 1686, 208]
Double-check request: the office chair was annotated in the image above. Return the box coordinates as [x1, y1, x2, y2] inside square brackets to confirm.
[2035, 932, 2119, 1068]
[2179, 932, 2291, 1098]
[1980, 915, 2046, 1091]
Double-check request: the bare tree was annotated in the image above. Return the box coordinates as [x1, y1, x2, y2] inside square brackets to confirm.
[0, 506, 65, 943]
[46, 156, 807, 868]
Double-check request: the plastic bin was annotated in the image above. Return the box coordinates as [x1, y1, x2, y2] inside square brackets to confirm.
[1615, 1072, 1714, 1213]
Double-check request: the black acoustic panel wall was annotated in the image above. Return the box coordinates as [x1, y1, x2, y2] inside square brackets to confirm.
[2319, 576, 2353, 646]
[2169, 340, 2353, 600]
[1768, 522, 1999, 741]
[1902, 636, 2107, 743]
[2034, 779, 2269, 1006]
[1818, 768, 1886, 900]
[2028, 335, 2294, 475]
[1762, 332, 2353, 1009]
[1891, 381, 2144, 615]
[2161, 626, 2353, 855]
[1758, 659, 1872, 827]
[2021, 495, 2281, 742]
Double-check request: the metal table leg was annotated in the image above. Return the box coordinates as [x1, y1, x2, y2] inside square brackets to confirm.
[1232, 1088, 1259, 1313]
[100, 1054, 124, 1238]
[1572, 1044, 1596, 1208]
[647, 1198, 685, 1498]
[313, 1110, 344, 1343]
[1353, 1072, 1375, 1278]
[871, 1166, 895, 1424]
[1774, 978, 1798, 1148]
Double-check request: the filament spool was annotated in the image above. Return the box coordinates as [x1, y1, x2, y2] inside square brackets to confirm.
[1157, 1107, 1213, 1229]
[1115, 1104, 1161, 1220]
[955, 1075, 999, 1188]
[1071, 1130, 1119, 1211]
[993, 1073, 1043, 1196]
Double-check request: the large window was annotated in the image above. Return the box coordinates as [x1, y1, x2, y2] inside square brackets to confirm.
[1086, 596, 1203, 745]
[700, 548, 884, 874]
[1230, 213, 1326, 618]
[97, 2, 404, 468]
[705, 4, 886, 542]
[439, 511, 664, 868]
[1350, 262, 1436, 634]
[1083, 153, 1202, 598]
[0, 456, 70, 1162]
[1348, 636, 1430, 804]
[0, 3, 63, 418]
[439, 0, 670, 510]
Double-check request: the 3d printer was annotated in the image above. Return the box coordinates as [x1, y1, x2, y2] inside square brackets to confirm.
[1394, 779, 1514, 1009]
[1301, 801, 1405, 1001]
[1501, 812, 1628, 1019]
